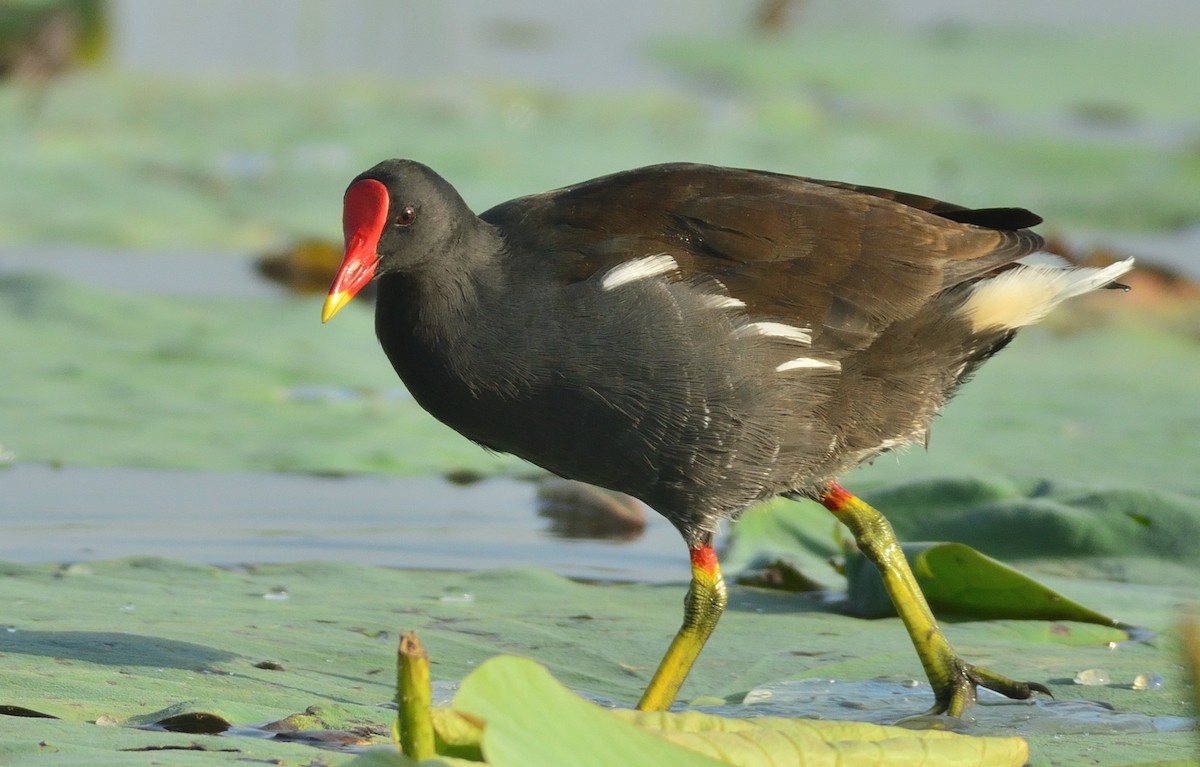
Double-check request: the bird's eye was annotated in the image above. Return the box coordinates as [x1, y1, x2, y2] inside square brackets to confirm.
[394, 206, 417, 227]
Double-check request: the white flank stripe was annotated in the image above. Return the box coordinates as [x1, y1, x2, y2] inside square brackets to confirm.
[776, 357, 841, 372]
[600, 254, 678, 291]
[960, 257, 1134, 332]
[698, 293, 746, 310]
[735, 321, 813, 344]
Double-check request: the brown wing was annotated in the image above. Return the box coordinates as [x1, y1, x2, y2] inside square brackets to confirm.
[481, 163, 1044, 348]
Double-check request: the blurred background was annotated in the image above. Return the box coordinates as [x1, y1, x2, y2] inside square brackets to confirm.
[2, 0, 1198, 577]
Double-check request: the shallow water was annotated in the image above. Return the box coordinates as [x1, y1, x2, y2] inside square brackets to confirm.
[0, 245, 273, 298]
[0, 463, 686, 581]
[724, 678, 1197, 735]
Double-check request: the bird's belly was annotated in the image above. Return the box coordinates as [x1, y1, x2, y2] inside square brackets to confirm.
[392, 341, 728, 512]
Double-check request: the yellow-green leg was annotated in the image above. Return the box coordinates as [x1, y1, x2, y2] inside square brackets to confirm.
[818, 483, 1049, 715]
[637, 540, 727, 711]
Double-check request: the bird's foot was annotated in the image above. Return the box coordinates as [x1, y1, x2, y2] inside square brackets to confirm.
[927, 658, 1052, 717]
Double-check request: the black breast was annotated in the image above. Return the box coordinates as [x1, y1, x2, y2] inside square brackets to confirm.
[374, 263, 842, 541]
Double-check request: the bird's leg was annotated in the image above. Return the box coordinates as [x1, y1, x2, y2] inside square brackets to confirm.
[817, 482, 1050, 716]
[637, 537, 728, 711]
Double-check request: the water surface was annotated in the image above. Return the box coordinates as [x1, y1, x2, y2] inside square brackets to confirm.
[0, 463, 686, 581]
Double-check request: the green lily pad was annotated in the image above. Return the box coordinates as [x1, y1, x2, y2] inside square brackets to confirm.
[843, 542, 1128, 628]
[0, 271, 523, 476]
[860, 478, 1200, 569]
[452, 656, 728, 767]
[1, 558, 1195, 766]
[0, 717, 368, 766]
[4, 47, 1199, 251]
[448, 656, 1030, 767]
[652, 28, 1200, 122]
[618, 708, 1030, 766]
[729, 477, 1200, 591]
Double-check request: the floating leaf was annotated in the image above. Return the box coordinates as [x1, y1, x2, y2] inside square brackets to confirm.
[453, 657, 1029, 767]
[845, 542, 1129, 629]
[452, 656, 726, 767]
[431, 709, 485, 762]
[651, 727, 1027, 767]
[728, 477, 1200, 594]
[860, 479, 1200, 569]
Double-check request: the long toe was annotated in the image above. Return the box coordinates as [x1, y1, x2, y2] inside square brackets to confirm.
[969, 664, 1053, 702]
[929, 661, 1051, 717]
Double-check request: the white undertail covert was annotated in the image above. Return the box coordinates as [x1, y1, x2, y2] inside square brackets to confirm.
[959, 257, 1135, 332]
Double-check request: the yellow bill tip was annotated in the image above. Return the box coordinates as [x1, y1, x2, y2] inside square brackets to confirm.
[321, 290, 353, 323]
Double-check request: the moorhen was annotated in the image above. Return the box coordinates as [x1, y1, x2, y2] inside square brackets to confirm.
[322, 160, 1132, 715]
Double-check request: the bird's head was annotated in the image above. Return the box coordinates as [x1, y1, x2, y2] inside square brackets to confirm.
[322, 159, 472, 322]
